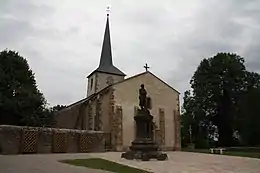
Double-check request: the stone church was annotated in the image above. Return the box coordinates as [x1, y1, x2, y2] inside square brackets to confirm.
[54, 13, 181, 151]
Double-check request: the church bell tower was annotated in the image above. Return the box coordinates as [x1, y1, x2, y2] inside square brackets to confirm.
[86, 10, 126, 97]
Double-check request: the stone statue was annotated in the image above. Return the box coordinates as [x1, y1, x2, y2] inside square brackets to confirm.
[139, 84, 147, 110]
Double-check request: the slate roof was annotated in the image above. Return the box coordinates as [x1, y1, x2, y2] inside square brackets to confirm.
[87, 14, 126, 78]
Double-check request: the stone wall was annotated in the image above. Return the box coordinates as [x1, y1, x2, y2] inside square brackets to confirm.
[0, 125, 105, 155]
[54, 103, 83, 129]
[113, 72, 180, 151]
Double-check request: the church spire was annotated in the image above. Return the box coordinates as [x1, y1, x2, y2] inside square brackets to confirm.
[89, 7, 125, 77]
[99, 8, 112, 68]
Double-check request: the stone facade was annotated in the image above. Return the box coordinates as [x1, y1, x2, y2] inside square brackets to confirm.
[54, 71, 180, 152]
[113, 71, 180, 151]
[54, 103, 84, 129]
[0, 125, 105, 155]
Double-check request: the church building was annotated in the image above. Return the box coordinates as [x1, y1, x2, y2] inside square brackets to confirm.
[54, 12, 181, 151]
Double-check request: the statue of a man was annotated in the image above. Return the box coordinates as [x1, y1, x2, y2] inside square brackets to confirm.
[139, 84, 147, 110]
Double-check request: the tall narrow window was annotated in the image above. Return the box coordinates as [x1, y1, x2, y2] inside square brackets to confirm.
[90, 78, 93, 89]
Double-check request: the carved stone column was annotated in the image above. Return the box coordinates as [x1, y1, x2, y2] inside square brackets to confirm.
[87, 101, 93, 130]
[159, 108, 166, 147]
[108, 88, 116, 150]
[174, 110, 181, 151]
[94, 95, 102, 131]
[115, 106, 123, 150]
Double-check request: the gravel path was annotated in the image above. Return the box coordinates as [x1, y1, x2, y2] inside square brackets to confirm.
[90, 151, 260, 173]
[0, 153, 111, 173]
[1, 152, 260, 173]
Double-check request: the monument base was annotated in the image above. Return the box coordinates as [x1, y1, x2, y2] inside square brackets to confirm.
[121, 138, 168, 161]
[121, 109, 168, 161]
[121, 148, 168, 161]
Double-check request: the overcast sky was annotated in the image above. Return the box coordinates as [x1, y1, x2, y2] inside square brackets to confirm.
[1, 0, 260, 106]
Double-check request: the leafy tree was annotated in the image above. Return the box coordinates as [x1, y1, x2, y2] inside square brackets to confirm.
[234, 72, 260, 145]
[181, 91, 193, 147]
[181, 90, 212, 148]
[0, 49, 51, 127]
[186, 53, 247, 146]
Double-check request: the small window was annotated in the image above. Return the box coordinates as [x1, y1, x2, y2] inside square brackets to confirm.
[90, 78, 93, 89]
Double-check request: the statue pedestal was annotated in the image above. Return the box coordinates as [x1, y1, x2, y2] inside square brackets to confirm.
[121, 109, 168, 161]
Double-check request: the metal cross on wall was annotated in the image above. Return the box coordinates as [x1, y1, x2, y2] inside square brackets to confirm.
[144, 63, 150, 71]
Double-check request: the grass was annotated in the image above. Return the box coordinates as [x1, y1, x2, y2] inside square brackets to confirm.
[224, 151, 260, 159]
[60, 158, 151, 173]
[182, 148, 260, 159]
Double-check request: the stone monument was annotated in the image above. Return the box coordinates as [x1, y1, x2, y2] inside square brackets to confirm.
[121, 84, 168, 161]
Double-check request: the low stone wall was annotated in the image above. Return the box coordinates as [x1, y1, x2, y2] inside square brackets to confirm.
[0, 125, 105, 155]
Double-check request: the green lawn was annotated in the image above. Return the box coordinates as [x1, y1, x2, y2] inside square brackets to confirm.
[60, 158, 151, 173]
[182, 148, 260, 159]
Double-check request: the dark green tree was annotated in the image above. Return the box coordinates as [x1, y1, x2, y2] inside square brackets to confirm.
[0, 49, 51, 127]
[234, 72, 260, 145]
[181, 91, 193, 147]
[181, 90, 212, 148]
[188, 53, 247, 146]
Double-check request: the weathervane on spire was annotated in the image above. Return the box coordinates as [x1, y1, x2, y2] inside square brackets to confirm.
[106, 5, 111, 16]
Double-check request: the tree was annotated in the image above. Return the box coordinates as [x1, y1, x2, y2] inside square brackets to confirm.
[181, 91, 194, 147]
[0, 49, 51, 127]
[234, 72, 260, 145]
[188, 53, 247, 146]
[181, 90, 212, 148]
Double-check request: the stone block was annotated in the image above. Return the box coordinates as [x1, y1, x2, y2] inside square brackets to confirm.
[87, 131, 105, 152]
[37, 128, 53, 153]
[67, 130, 79, 153]
[52, 130, 68, 153]
[0, 125, 22, 154]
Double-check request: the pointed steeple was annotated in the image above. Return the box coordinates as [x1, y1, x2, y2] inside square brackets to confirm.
[88, 10, 125, 78]
[99, 13, 112, 67]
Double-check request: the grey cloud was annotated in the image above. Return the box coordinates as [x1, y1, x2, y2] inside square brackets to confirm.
[162, 0, 260, 101]
[244, 33, 260, 73]
[0, 18, 33, 43]
[0, 0, 54, 20]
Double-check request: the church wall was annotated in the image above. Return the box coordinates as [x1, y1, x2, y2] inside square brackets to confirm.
[85, 87, 112, 133]
[54, 104, 83, 129]
[100, 88, 112, 133]
[113, 72, 180, 151]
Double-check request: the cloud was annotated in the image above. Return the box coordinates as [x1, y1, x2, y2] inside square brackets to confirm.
[0, 0, 260, 106]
